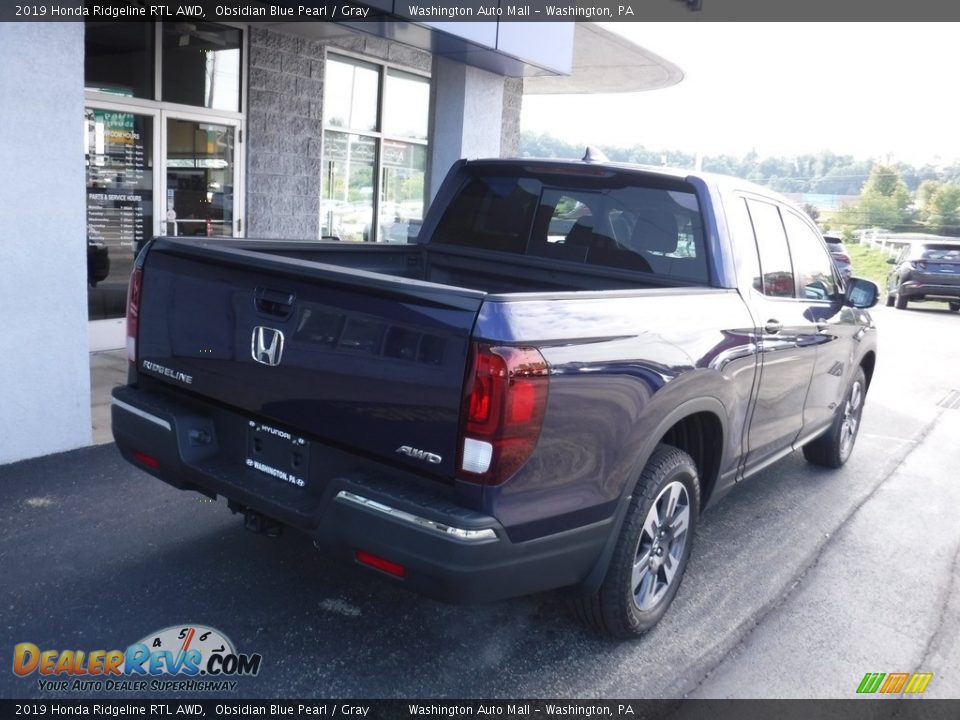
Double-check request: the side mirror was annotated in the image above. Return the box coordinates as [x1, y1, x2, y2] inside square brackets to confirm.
[845, 277, 879, 309]
[886, 257, 897, 264]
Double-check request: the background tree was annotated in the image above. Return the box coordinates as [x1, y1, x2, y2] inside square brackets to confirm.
[517, 133, 960, 234]
[927, 184, 960, 233]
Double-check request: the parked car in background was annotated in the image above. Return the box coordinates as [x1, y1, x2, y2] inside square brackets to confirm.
[886, 240, 960, 311]
[87, 238, 110, 287]
[823, 234, 853, 282]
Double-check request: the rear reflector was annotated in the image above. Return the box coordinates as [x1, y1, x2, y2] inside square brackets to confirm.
[355, 550, 406, 578]
[458, 344, 549, 485]
[132, 451, 160, 469]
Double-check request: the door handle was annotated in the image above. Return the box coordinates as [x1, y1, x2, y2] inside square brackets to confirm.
[764, 319, 783, 334]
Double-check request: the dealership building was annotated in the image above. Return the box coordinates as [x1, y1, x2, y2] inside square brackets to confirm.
[0, 16, 682, 465]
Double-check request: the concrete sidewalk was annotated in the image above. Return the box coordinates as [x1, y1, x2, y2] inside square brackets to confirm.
[90, 350, 126, 445]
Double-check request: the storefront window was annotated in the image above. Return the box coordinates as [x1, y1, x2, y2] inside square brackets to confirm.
[85, 109, 154, 320]
[324, 57, 380, 132]
[321, 132, 377, 243]
[322, 55, 429, 243]
[379, 142, 427, 243]
[161, 23, 242, 112]
[84, 21, 244, 335]
[384, 70, 429, 140]
[85, 22, 155, 99]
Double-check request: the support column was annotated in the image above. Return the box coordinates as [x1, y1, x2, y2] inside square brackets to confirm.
[0, 23, 90, 464]
[427, 57, 507, 200]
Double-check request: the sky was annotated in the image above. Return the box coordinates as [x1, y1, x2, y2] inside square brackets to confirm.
[520, 23, 959, 166]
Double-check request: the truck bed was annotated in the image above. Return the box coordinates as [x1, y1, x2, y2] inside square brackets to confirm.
[131, 236, 707, 488]
[199, 238, 696, 295]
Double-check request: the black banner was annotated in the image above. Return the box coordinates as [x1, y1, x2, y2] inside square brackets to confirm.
[1, 700, 959, 720]
[4, 0, 960, 22]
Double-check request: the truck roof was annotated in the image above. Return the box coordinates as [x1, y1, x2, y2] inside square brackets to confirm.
[468, 157, 791, 205]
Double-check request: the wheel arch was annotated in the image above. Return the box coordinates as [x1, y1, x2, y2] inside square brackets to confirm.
[576, 396, 728, 593]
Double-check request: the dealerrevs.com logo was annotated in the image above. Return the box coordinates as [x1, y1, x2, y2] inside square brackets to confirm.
[13, 625, 262, 692]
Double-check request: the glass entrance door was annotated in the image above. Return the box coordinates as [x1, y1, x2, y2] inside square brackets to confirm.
[85, 105, 158, 321]
[164, 116, 239, 237]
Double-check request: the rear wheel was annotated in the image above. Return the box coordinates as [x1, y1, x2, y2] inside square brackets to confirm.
[573, 445, 700, 638]
[885, 293, 895, 307]
[895, 287, 908, 309]
[949, 302, 959, 313]
[803, 366, 867, 469]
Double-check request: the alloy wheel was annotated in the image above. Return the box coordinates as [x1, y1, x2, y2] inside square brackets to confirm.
[632, 481, 690, 611]
[840, 379, 863, 461]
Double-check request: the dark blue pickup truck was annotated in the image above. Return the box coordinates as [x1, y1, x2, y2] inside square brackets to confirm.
[112, 158, 879, 637]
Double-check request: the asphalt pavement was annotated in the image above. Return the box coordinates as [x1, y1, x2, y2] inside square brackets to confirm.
[1, 302, 958, 700]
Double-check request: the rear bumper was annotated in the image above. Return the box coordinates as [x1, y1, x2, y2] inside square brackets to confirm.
[899, 280, 960, 300]
[111, 385, 611, 603]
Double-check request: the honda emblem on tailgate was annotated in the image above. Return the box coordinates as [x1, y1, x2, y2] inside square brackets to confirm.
[251, 326, 285, 366]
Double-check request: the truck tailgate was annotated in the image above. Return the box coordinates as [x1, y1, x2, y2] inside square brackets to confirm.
[136, 238, 485, 479]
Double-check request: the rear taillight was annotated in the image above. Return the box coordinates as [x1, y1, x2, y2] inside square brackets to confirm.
[457, 344, 549, 485]
[836, 254, 851, 264]
[126, 267, 143, 366]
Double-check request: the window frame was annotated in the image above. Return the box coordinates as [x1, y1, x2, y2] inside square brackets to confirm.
[321, 50, 430, 243]
[84, 21, 247, 123]
[743, 197, 797, 302]
[780, 207, 842, 302]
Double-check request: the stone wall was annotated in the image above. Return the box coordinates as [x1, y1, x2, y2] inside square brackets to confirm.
[246, 28, 430, 239]
[246, 28, 325, 239]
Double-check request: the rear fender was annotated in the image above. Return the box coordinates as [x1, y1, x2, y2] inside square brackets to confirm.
[576, 395, 728, 593]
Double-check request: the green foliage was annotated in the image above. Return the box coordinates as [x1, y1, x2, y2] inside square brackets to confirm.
[861, 165, 911, 210]
[917, 179, 942, 219]
[857, 193, 907, 228]
[521, 132, 884, 195]
[846, 242, 893, 289]
[928, 184, 960, 228]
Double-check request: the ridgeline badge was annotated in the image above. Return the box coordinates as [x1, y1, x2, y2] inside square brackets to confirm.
[13, 624, 262, 692]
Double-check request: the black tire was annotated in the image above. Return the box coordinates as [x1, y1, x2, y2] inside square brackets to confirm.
[895, 287, 908, 309]
[803, 366, 867, 469]
[949, 302, 960, 313]
[572, 444, 700, 638]
[885, 293, 895, 307]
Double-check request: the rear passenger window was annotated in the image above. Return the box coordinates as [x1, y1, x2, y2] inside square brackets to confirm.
[782, 211, 838, 301]
[727, 197, 762, 292]
[746, 200, 794, 298]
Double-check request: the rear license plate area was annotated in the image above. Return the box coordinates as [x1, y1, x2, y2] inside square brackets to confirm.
[245, 421, 309, 488]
